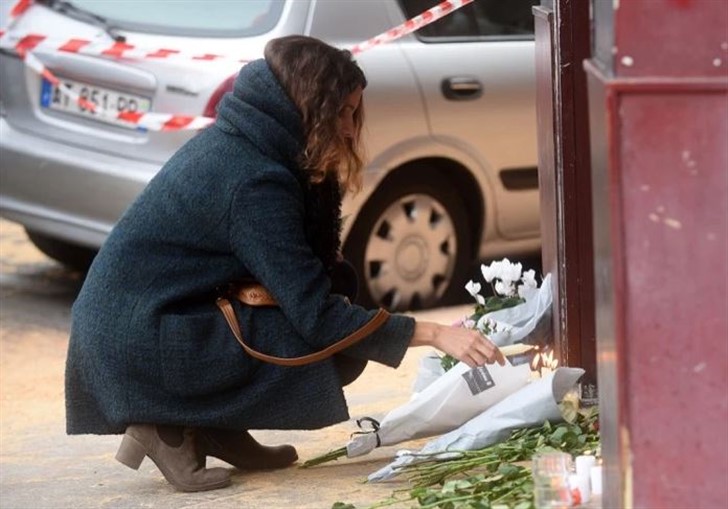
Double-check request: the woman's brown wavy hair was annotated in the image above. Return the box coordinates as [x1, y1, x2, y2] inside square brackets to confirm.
[264, 35, 367, 192]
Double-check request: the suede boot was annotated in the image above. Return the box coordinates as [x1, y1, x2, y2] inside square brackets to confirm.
[115, 424, 231, 492]
[199, 428, 298, 470]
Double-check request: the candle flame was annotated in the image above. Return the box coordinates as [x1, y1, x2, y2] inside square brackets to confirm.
[530, 353, 540, 370]
[529, 347, 559, 377]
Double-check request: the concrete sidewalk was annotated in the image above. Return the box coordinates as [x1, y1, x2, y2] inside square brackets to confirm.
[0, 306, 470, 509]
[0, 219, 473, 509]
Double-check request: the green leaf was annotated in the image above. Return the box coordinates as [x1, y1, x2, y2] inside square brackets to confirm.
[483, 295, 524, 313]
[514, 501, 533, 509]
[440, 354, 459, 372]
[331, 503, 357, 509]
[549, 427, 569, 444]
[442, 479, 474, 494]
[497, 463, 521, 478]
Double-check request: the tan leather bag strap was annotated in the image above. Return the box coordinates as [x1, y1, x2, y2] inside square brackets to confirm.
[215, 297, 390, 367]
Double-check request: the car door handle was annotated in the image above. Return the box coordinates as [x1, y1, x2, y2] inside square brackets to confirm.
[441, 77, 483, 101]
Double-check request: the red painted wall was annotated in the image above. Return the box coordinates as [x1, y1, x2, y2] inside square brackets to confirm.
[614, 0, 727, 79]
[586, 0, 728, 507]
[619, 90, 728, 508]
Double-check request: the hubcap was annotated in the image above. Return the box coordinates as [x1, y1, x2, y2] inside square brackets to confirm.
[395, 235, 429, 281]
[364, 193, 458, 311]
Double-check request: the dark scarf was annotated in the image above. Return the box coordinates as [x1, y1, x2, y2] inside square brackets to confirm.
[304, 175, 342, 273]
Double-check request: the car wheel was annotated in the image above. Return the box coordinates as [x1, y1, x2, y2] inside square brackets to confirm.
[344, 173, 472, 311]
[25, 229, 96, 272]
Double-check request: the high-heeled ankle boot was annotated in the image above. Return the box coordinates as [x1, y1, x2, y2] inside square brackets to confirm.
[199, 428, 298, 470]
[115, 424, 231, 492]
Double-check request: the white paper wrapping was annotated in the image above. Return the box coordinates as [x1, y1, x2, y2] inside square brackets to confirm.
[411, 354, 445, 394]
[346, 361, 531, 458]
[368, 367, 585, 482]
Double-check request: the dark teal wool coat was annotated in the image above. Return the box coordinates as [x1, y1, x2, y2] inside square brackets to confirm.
[65, 60, 415, 435]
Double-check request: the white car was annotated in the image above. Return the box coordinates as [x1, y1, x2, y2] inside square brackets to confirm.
[0, 0, 540, 310]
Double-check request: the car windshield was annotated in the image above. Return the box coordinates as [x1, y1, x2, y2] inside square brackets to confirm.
[64, 0, 285, 37]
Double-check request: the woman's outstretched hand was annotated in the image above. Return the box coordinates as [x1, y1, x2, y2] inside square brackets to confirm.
[410, 321, 506, 368]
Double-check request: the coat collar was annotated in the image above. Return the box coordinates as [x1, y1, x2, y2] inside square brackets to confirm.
[215, 59, 304, 169]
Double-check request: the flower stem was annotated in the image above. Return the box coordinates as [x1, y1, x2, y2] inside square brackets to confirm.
[299, 446, 348, 468]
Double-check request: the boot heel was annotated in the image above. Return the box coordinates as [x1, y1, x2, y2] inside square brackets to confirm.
[115, 433, 146, 470]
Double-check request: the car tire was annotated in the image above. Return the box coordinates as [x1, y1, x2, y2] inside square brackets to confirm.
[25, 229, 96, 272]
[344, 171, 472, 311]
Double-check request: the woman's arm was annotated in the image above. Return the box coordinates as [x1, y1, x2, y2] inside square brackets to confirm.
[410, 321, 506, 368]
[228, 167, 414, 367]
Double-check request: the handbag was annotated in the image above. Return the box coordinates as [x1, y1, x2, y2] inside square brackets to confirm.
[216, 282, 389, 367]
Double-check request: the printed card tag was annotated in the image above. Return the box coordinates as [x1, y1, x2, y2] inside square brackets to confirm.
[462, 366, 495, 395]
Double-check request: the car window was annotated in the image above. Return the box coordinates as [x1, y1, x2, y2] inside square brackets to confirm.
[65, 0, 286, 37]
[398, 0, 538, 41]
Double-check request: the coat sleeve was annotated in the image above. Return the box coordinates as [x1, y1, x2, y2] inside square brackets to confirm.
[228, 167, 415, 368]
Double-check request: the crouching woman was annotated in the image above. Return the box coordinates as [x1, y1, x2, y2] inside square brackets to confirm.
[65, 35, 504, 492]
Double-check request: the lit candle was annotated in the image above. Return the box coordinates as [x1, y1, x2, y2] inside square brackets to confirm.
[569, 473, 591, 504]
[575, 455, 596, 478]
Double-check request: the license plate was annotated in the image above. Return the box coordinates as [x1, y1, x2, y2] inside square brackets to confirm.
[40, 78, 152, 129]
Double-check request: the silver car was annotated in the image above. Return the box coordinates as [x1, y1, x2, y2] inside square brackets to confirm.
[0, 0, 540, 311]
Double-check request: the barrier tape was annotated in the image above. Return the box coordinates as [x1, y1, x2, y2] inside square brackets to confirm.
[1, 0, 473, 131]
[0, 0, 28, 38]
[350, 0, 472, 54]
[0, 31, 252, 65]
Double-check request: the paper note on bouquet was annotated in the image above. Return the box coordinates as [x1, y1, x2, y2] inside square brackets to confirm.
[0, 0, 474, 131]
[346, 360, 531, 458]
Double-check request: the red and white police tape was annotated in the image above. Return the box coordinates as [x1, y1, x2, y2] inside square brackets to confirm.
[1, 0, 31, 32]
[349, 0, 473, 55]
[0, 0, 473, 131]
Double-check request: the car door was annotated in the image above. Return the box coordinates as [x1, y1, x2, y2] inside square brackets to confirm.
[394, 0, 540, 241]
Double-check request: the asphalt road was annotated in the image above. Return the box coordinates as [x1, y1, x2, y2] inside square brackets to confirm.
[0, 218, 481, 509]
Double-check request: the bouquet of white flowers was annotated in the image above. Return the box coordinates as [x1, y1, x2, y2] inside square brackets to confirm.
[302, 259, 555, 469]
[415, 259, 552, 398]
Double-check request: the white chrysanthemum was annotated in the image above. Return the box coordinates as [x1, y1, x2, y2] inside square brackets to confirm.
[465, 280, 481, 296]
[499, 258, 523, 283]
[521, 269, 537, 288]
[482, 258, 522, 284]
[495, 279, 515, 297]
[517, 269, 539, 299]
[464, 280, 485, 305]
[480, 262, 498, 283]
